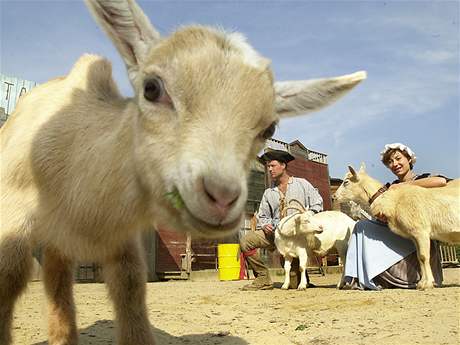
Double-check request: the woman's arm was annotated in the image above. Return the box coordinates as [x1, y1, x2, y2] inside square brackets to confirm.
[410, 176, 447, 188]
[391, 176, 448, 189]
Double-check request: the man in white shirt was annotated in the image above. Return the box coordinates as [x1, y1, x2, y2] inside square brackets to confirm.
[240, 149, 323, 290]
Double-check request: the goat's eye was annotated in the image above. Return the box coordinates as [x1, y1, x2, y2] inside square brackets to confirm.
[144, 77, 164, 103]
[260, 121, 277, 139]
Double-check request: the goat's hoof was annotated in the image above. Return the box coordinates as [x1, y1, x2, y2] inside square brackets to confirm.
[297, 285, 307, 291]
[281, 284, 289, 290]
[417, 280, 434, 290]
[337, 279, 346, 289]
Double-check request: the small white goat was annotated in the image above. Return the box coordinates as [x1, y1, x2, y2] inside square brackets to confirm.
[275, 201, 356, 290]
[0, 1, 366, 344]
[334, 165, 460, 289]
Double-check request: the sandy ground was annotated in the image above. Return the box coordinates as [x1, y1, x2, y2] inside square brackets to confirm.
[11, 268, 460, 345]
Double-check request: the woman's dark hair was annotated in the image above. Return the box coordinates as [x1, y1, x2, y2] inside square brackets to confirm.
[382, 149, 413, 169]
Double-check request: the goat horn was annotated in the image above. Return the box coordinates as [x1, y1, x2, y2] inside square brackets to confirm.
[288, 199, 306, 211]
[284, 206, 305, 214]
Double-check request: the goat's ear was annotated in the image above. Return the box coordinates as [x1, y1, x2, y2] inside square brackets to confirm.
[85, 0, 161, 82]
[348, 165, 359, 181]
[315, 225, 324, 234]
[274, 71, 366, 118]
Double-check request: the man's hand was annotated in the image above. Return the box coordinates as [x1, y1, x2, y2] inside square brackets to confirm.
[262, 224, 274, 236]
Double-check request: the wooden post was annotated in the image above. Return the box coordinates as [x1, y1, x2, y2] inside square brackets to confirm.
[185, 232, 192, 276]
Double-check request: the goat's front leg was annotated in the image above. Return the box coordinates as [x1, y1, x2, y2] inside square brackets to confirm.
[43, 246, 78, 345]
[0, 232, 33, 345]
[336, 250, 347, 289]
[297, 248, 308, 290]
[281, 255, 292, 290]
[104, 238, 155, 345]
[413, 232, 435, 290]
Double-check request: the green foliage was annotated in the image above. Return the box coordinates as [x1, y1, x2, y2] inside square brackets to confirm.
[164, 189, 185, 210]
[295, 324, 309, 331]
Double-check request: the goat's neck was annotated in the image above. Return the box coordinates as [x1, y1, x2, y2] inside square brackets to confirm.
[360, 175, 384, 203]
[81, 101, 145, 216]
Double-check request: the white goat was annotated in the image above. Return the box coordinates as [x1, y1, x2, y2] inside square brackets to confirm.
[334, 165, 460, 290]
[0, 0, 366, 344]
[275, 201, 356, 289]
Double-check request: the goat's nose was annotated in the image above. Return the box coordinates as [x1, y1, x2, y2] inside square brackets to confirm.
[202, 176, 241, 218]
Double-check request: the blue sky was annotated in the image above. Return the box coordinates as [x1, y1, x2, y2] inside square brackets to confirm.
[2, 0, 459, 183]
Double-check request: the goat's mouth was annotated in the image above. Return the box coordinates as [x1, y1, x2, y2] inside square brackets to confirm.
[182, 208, 242, 237]
[164, 187, 243, 237]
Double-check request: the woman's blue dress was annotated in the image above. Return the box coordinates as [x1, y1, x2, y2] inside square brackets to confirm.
[344, 218, 443, 290]
[344, 219, 415, 289]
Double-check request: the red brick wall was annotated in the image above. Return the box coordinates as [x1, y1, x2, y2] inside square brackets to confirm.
[156, 229, 186, 272]
[156, 229, 218, 273]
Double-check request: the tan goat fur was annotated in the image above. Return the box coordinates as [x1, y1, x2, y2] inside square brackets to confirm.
[0, 0, 366, 344]
[334, 165, 460, 290]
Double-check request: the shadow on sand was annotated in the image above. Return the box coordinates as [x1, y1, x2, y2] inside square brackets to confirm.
[272, 281, 337, 289]
[33, 319, 249, 345]
[439, 283, 460, 288]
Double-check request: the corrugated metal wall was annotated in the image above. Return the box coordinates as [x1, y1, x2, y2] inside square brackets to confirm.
[1, 73, 38, 120]
[246, 169, 265, 214]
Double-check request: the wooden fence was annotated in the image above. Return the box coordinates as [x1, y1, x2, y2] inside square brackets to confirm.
[440, 244, 459, 267]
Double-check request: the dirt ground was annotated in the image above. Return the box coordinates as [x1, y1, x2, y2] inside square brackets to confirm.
[11, 268, 460, 345]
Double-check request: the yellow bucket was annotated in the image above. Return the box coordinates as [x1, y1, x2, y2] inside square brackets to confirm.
[217, 244, 240, 281]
